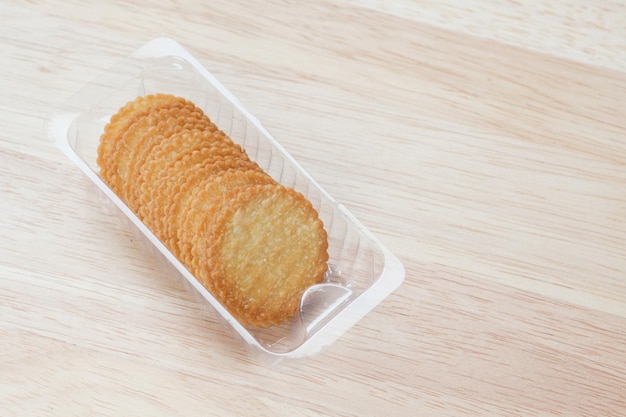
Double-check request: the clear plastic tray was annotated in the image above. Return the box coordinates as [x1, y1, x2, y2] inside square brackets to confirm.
[46, 38, 405, 364]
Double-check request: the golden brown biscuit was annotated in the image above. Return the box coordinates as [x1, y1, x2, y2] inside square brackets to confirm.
[96, 93, 329, 328]
[139, 142, 256, 234]
[130, 129, 222, 214]
[97, 94, 185, 195]
[193, 184, 329, 327]
[177, 169, 275, 265]
[164, 159, 266, 256]
[123, 105, 214, 207]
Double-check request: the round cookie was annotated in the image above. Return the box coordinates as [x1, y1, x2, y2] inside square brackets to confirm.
[193, 184, 329, 327]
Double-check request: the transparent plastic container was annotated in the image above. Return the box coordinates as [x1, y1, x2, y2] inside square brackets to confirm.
[46, 38, 405, 364]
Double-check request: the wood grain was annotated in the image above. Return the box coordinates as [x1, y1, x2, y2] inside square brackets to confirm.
[1, 0, 625, 416]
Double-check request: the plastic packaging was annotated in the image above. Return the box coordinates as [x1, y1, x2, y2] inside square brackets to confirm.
[46, 38, 405, 364]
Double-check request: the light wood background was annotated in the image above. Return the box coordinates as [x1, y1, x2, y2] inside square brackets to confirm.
[1, 1, 625, 416]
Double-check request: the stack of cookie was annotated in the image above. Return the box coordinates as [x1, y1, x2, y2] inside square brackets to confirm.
[97, 94, 329, 327]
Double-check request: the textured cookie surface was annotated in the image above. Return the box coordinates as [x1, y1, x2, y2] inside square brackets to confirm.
[97, 94, 186, 195]
[141, 144, 256, 235]
[179, 169, 275, 265]
[164, 158, 263, 254]
[123, 107, 215, 209]
[193, 184, 329, 327]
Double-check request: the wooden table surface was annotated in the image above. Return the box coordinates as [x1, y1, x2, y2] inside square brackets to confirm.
[1, 1, 625, 416]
